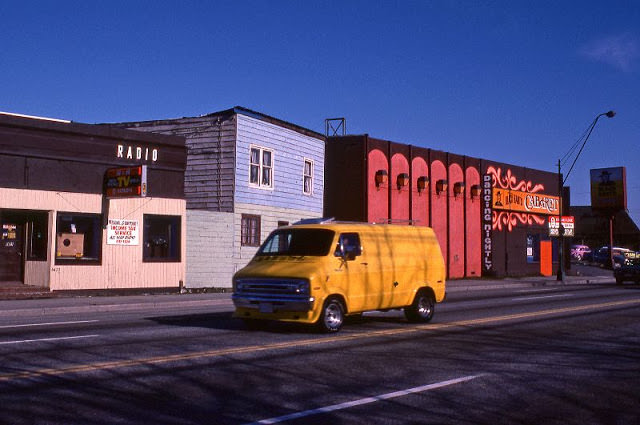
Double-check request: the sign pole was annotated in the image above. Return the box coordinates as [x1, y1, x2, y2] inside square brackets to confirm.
[557, 159, 564, 282]
[609, 215, 614, 269]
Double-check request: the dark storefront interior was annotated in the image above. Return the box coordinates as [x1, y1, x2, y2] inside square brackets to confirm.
[0, 209, 48, 283]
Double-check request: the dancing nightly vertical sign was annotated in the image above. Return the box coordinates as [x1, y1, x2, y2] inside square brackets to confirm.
[482, 173, 493, 275]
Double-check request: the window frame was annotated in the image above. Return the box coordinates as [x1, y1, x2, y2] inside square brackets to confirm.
[241, 214, 261, 247]
[303, 158, 313, 195]
[26, 213, 48, 261]
[249, 145, 274, 190]
[142, 214, 182, 263]
[334, 232, 362, 260]
[55, 212, 103, 265]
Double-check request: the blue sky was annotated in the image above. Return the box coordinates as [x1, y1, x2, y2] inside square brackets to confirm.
[2, 0, 639, 225]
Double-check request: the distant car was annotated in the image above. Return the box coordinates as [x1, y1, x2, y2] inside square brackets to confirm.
[593, 246, 633, 269]
[570, 244, 591, 262]
[614, 252, 640, 284]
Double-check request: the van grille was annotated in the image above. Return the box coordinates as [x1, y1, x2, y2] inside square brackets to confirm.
[234, 278, 309, 299]
[232, 278, 312, 312]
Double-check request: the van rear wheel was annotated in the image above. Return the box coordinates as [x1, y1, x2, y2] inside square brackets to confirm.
[404, 290, 435, 323]
[317, 297, 345, 333]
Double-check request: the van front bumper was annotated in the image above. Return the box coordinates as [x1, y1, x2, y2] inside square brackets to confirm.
[232, 294, 315, 313]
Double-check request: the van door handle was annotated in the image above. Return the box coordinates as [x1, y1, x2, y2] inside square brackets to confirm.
[360, 262, 368, 266]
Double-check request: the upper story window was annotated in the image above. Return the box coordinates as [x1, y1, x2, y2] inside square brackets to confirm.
[303, 159, 313, 195]
[250, 146, 273, 189]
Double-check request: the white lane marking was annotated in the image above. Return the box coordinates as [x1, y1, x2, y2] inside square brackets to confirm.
[512, 294, 574, 302]
[0, 320, 99, 329]
[0, 334, 99, 345]
[248, 374, 486, 425]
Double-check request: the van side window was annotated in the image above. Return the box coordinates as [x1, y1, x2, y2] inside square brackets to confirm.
[335, 233, 362, 260]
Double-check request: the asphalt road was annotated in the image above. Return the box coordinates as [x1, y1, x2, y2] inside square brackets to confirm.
[1, 282, 639, 424]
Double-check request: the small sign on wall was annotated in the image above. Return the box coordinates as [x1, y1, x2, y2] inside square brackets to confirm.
[107, 219, 139, 245]
[548, 216, 575, 237]
[105, 165, 147, 198]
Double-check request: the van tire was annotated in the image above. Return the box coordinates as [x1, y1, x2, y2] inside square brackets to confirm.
[404, 290, 435, 323]
[317, 297, 345, 333]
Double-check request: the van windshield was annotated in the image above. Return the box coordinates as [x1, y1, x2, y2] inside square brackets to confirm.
[257, 228, 335, 257]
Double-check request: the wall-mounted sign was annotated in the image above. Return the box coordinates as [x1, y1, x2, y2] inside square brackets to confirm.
[117, 144, 158, 162]
[590, 167, 626, 212]
[485, 166, 553, 232]
[106, 219, 139, 245]
[492, 188, 559, 215]
[482, 174, 493, 275]
[548, 216, 575, 237]
[105, 165, 147, 198]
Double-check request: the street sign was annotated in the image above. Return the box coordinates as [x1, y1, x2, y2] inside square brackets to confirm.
[549, 216, 574, 237]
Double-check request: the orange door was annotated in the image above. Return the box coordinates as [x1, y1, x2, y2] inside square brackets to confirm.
[540, 240, 552, 276]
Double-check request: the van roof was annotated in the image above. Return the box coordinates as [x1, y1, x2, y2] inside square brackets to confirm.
[288, 222, 436, 234]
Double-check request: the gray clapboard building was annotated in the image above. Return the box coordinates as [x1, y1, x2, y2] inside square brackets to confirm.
[112, 107, 325, 288]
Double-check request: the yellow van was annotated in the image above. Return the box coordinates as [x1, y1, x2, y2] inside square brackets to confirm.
[232, 220, 446, 332]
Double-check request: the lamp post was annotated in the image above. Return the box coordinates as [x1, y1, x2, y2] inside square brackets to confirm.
[557, 110, 615, 281]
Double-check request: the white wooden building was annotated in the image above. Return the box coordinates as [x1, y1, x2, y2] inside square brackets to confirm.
[0, 112, 187, 292]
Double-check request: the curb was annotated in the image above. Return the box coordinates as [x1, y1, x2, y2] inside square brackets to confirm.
[0, 298, 233, 318]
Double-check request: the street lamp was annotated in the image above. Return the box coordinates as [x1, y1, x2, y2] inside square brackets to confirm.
[557, 110, 615, 281]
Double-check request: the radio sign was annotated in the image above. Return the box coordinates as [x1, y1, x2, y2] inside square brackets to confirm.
[105, 165, 147, 198]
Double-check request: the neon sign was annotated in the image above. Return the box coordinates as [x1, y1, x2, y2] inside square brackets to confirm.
[486, 166, 555, 232]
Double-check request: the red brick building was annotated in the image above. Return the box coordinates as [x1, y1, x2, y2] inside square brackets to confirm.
[324, 135, 563, 278]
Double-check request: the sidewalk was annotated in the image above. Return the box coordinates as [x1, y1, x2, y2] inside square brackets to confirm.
[0, 272, 615, 318]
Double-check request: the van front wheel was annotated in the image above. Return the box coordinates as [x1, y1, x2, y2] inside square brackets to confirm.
[404, 291, 435, 323]
[317, 297, 345, 333]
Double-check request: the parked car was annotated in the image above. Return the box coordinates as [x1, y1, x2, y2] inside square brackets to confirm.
[570, 244, 591, 262]
[614, 252, 640, 284]
[592, 246, 633, 269]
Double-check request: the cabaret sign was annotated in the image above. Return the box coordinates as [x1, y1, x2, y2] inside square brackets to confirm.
[492, 188, 559, 215]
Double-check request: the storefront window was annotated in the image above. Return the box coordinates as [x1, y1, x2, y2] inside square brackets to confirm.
[55, 213, 102, 264]
[143, 215, 181, 262]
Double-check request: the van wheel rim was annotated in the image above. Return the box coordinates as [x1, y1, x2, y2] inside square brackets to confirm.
[324, 303, 343, 329]
[417, 296, 433, 318]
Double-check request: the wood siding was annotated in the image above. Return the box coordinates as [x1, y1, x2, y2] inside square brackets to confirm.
[186, 209, 235, 288]
[1, 187, 186, 290]
[118, 115, 237, 212]
[235, 114, 324, 215]
[0, 114, 186, 198]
